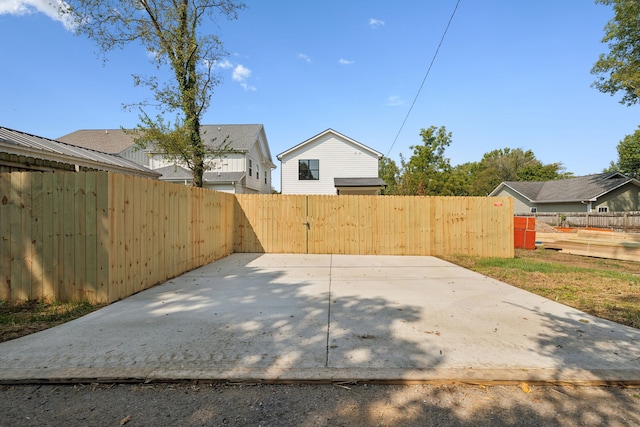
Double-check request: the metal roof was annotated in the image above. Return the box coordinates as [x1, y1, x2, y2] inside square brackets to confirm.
[0, 126, 160, 178]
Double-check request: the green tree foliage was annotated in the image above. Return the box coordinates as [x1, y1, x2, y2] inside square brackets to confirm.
[378, 156, 401, 195]
[388, 126, 570, 196]
[469, 148, 569, 196]
[449, 161, 481, 196]
[62, 0, 245, 187]
[399, 126, 454, 195]
[592, 0, 640, 106]
[612, 127, 640, 178]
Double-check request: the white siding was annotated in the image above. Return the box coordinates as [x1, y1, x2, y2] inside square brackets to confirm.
[120, 146, 150, 167]
[280, 134, 379, 195]
[245, 144, 273, 193]
[135, 134, 274, 194]
[204, 183, 239, 193]
[208, 153, 245, 173]
[148, 154, 174, 170]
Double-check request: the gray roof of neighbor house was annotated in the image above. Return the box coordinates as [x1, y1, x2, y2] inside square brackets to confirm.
[58, 125, 275, 167]
[0, 126, 160, 178]
[56, 129, 136, 154]
[154, 164, 193, 181]
[489, 172, 640, 203]
[154, 164, 246, 185]
[203, 171, 246, 184]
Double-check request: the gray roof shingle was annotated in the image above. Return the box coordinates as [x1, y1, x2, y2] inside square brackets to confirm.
[58, 124, 265, 154]
[154, 165, 193, 180]
[499, 172, 636, 202]
[56, 129, 136, 154]
[203, 171, 246, 183]
[155, 165, 246, 184]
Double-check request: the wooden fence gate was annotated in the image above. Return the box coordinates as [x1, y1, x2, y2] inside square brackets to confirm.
[234, 194, 514, 257]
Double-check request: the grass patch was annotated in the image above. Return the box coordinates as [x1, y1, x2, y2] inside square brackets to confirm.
[0, 300, 105, 343]
[443, 248, 640, 329]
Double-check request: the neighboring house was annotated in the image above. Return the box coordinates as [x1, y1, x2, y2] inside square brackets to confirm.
[58, 124, 276, 194]
[0, 126, 160, 179]
[277, 129, 386, 195]
[488, 172, 640, 214]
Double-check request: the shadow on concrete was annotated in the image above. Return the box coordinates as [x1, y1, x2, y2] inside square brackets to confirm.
[508, 300, 640, 381]
[0, 253, 440, 381]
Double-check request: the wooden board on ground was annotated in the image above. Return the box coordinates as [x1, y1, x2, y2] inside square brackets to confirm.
[541, 229, 640, 262]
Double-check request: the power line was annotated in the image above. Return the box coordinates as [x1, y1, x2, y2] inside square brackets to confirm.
[385, 0, 461, 158]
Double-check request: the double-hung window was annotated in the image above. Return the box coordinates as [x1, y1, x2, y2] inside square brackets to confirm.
[298, 159, 319, 180]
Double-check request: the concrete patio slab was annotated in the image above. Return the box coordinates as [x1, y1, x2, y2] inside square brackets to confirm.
[1, 253, 639, 385]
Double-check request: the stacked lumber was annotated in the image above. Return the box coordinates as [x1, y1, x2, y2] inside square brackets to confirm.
[541, 230, 640, 262]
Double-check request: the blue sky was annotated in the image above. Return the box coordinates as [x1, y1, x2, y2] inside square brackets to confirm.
[1, 0, 638, 190]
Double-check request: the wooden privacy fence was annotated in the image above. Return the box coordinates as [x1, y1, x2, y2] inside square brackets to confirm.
[234, 195, 514, 257]
[0, 171, 234, 303]
[529, 212, 640, 232]
[1, 171, 513, 303]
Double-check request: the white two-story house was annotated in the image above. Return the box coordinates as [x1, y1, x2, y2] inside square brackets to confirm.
[277, 129, 385, 195]
[58, 124, 276, 194]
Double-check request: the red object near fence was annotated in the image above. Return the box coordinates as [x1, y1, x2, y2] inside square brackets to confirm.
[514, 217, 536, 250]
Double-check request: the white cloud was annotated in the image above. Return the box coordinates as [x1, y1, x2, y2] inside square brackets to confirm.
[369, 18, 385, 29]
[386, 95, 404, 107]
[240, 83, 257, 92]
[297, 53, 311, 63]
[214, 59, 234, 69]
[232, 64, 251, 82]
[0, 0, 75, 31]
[232, 64, 256, 92]
[338, 58, 354, 65]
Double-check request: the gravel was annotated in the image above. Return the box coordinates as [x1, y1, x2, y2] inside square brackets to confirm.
[1, 382, 639, 426]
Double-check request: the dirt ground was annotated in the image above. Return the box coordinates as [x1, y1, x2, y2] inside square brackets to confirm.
[1, 382, 639, 426]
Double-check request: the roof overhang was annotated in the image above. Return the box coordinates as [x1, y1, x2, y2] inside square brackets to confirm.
[0, 140, 160, 179]
[488, 182, 534, 201]
[334, 177, 387, 188]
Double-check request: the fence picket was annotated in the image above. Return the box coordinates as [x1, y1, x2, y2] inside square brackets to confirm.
[1, 172, 514, 303]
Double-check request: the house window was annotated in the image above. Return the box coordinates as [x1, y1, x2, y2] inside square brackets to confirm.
[299, 159, 319, 180]
[530, 207, 537, 213]
[598, 206, 608, 213]
[248, 159, 253, 177]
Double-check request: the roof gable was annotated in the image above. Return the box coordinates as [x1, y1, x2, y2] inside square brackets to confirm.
[277, 128, 383, 160]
